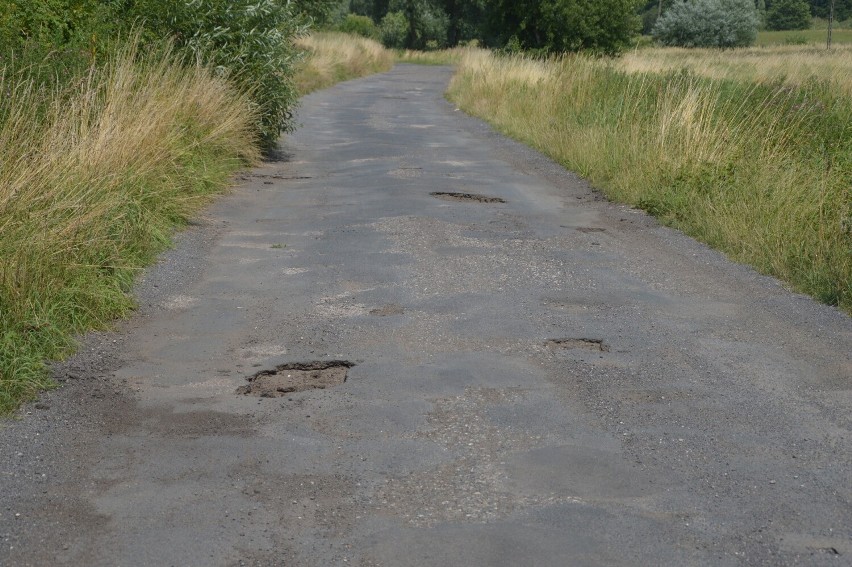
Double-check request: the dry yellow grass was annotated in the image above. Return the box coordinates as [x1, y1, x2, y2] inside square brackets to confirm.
[395, 47, 471, 65]
[0, 42, 258, 411]
[448, 48, 851, 312]
[295, 32, 394, 94]
[618, 44, 852, 95]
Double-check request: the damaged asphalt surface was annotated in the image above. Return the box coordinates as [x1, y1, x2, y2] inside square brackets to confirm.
[1, 65, 851, 566]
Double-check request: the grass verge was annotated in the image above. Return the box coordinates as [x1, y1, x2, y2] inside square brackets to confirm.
[447, 49, 851, 313]
[0, 42, 259, 413]
[294, 32, 394, 94]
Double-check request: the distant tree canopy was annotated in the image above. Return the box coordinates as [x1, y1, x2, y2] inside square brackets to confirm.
[640, 0, 852, 35]
[766, 0, 812, 29]
[483, 0, 642, 55]
[808, 0, 852, 20]
[344, 0, 641, 53]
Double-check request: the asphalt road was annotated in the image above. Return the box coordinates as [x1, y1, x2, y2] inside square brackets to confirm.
[2, 65, 851, 566]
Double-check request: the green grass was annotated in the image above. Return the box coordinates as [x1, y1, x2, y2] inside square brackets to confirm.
[448, 49, 852, 314]
[0, 43, 259, 413]
[757, 27, 852, 46]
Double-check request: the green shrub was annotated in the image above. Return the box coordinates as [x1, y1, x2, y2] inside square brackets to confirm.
[766, 0, 812, 31]
[0, 0, 87, 49]
[653, 0, 759, 47]
[123, 0, 305, 149]
[338, 14, 380, 39]
[783, 33, 809, 44]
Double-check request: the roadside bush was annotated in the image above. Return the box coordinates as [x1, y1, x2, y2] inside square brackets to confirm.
[124, 0, 305, 148]
[337, 14, 380, 39]
[653, 0, 760, 48]
[0, 0, 94, 50]
[766, 0, 812, 30]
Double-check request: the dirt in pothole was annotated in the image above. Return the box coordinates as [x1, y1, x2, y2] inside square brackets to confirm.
[236, 361, 355, 398]
[545, 338, 609, 352]
[430, 191, 506, 204]
[370, 304, 405, 316]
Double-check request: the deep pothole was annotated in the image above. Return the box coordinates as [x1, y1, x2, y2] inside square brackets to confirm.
[545, 338, 609, 352]
[430, 191, 506, 204]
[236, 361, 355, 398]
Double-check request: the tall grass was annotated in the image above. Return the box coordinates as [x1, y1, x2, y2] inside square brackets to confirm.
[619, 44, 852, 95]
[396, 47, 470, 66]
[0, 43, 259, 412]
[294, 32, 394, 94]
[448, 49, 851, 312]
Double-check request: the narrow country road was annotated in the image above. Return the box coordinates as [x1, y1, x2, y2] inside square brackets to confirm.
[2, 65, 851, 566]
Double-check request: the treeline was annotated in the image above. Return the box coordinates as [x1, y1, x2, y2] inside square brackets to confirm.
[639, 0, 852, 33]
[331, 0, 851, 53]
[336, 0, 643, 55]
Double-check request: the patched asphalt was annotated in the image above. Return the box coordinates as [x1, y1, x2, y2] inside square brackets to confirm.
[2, 65, 851, 566]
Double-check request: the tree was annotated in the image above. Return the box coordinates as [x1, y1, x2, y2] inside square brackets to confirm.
[438, 0, 485, 46]
[484, 0, 641, 55]
[653, 0, 760, 48]
[639, 0, 676, 34]
[809, 0, 852, 21]
[766, 0, 812, 29]
[379, 10, 408, 46]
[291, 0, 343, 26]
[380, 0, 449, 49]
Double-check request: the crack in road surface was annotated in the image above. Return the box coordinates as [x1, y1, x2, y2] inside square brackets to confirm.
[2, 65, 851, 567]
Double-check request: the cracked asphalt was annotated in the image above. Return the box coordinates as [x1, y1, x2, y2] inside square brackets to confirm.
[1, 65, 851, 566]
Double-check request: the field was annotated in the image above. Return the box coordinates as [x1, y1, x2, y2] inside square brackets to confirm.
[756, 27, 852, 46]
[618, 44, 852, 94]
[443, 45, 851, 314]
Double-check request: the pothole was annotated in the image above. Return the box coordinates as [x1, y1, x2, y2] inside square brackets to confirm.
[576, 227, 606, 233]
[545, 338, 609, 352]
[236, 361, 355, 398]
[370, 304, 405, 316]
[430, 192, 506, 204]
